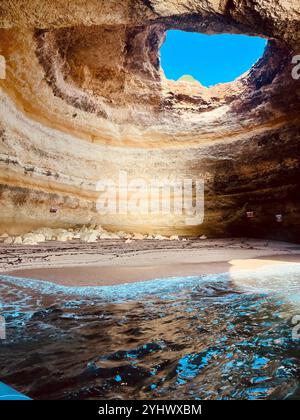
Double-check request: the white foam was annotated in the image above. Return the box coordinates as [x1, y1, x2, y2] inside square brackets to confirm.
[230, 263, 300, 307]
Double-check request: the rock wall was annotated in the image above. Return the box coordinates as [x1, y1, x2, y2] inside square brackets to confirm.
[0, 1, 300, 239]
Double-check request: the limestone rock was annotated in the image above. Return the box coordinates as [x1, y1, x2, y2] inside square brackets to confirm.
[56, 231, 74, 242]
[80, 231, 99, 242]
[154, 235, 167, 241]
[23, 233, 46, 244]
[14, 236, 23, 244]
[133, 233, 145, 240]
[117, 231, 130, 239]
[0, 1, 299, 241]
[33, 228, 54, 241]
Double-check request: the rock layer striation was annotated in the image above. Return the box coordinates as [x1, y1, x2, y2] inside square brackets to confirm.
[0, 1, 300, 239]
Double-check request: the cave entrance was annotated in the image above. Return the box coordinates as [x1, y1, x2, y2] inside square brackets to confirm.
[160, 30, 267, 87]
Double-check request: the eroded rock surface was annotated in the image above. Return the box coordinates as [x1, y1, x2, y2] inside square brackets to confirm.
[0, 1, 300, 239]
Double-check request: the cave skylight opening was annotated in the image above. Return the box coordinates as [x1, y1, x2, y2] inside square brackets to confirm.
[160, 30, 267, 87]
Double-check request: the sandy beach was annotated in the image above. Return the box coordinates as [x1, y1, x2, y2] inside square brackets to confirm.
[1, 238, 300, 286]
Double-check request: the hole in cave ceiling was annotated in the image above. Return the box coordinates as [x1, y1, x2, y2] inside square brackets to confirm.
[160, 30, 267, 87]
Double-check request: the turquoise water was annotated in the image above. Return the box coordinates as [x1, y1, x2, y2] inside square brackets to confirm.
[0, 268, 299, 400]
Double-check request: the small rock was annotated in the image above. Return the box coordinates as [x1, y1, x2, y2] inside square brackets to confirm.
[117, 231, 129, 239]
[124, 233, 133, 239]
[80, 232, 98, 243]
[56, 231, 74, 242]
[133, 233, 145, 240]
[200, 235, 207, 240]
[23, 233, 46, 244]
[14, 236, 23, 245]
[0, 233, 9, 239]
[22, 239, 38, 246]
[79, 226, 89, 235]
[4, 237, 13, 244]
[33, 228, 53, 241]
[154, 235, 167, 240]
[169, 235, 179, 241]
[125, 239, 132, 244]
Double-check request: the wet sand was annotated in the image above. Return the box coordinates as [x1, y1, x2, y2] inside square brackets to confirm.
[5, 262, 232, 286]
[1, 238, 300, 286]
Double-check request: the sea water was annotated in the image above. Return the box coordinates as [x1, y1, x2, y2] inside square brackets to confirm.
[0, 265, 299, 400]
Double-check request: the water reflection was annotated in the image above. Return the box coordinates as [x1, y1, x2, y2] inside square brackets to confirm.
[0, 266, 299, 400]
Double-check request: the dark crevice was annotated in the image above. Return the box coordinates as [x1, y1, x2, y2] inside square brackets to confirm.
[141, 0, 156, 14]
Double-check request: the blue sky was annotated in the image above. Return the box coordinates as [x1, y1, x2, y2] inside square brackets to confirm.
[160, 31, 267, 87]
